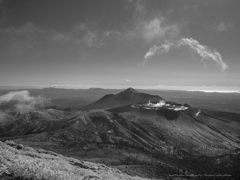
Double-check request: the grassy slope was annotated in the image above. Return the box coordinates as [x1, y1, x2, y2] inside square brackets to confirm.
[0, 141, 152, 180]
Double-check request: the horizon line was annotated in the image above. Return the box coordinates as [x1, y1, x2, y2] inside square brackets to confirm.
[0, 84, 239, 94]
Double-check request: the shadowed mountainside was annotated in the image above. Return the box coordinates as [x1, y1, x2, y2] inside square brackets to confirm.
[0, 109, 82, 138]
[109, 105, 240, 156]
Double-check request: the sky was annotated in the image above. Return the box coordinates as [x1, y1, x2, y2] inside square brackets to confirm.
[0, 0, 240, 92]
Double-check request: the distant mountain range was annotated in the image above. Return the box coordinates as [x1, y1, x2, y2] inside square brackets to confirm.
[1, 87, 240, 112]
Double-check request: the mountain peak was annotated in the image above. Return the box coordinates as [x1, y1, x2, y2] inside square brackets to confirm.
[123, 87, 139, 94]
[113, 88, 140, 101]
[81, 87, 162, 110]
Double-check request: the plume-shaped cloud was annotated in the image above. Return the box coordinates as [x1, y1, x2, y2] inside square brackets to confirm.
[177, 38, 227, 71]
[140, 40, 173, 66]
[143, 38, 228, 71]
[144, 40, 173, 59]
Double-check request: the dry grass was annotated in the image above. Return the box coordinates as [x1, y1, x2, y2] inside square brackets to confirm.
[0, 141, 151, 180]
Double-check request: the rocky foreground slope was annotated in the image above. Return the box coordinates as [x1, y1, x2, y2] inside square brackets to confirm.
[0, 141, 152, 180]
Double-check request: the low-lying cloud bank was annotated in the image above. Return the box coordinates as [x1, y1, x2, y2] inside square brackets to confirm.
[143, 38, 228, 71]
[154, 85, 240, 93]
[0, 91, 49, 112]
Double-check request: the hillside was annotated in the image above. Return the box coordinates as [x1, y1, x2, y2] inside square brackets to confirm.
[0, 109, 81, 137]
[0, 140, 150, 180]
[3, 107, 239, 178]
[1, 88, 240, 178]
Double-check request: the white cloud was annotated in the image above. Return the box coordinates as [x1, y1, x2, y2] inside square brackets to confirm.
[0, 91, 32, 103]
[125, 79, 131, 82]
[50, 84, 96, 89]
[178, 38, 227, 71]
[140, 40, 173, 67]
[155, 84, 240, 93]
[144, 40, 173, 59]
[0, 1, 180, 55]
[126, 16, 180, 44]
[143, 38, 228, 71]
[124, 0, 180, 44]
[0, 91, 49, 111]
[140, 18, 179, 43]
